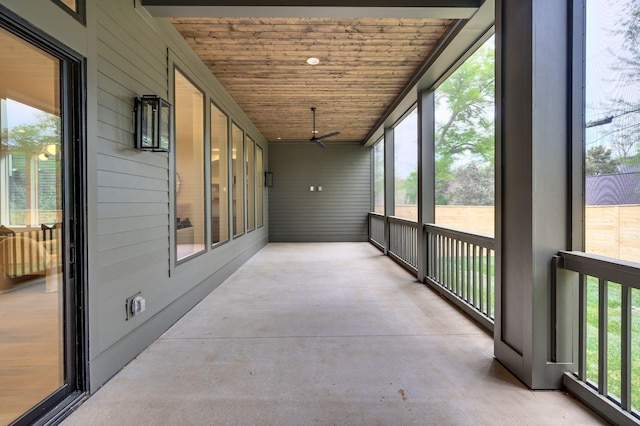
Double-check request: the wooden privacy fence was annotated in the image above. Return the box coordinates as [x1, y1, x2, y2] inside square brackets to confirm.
[585, 205, 640, 262]
[395, 204, 640, 263]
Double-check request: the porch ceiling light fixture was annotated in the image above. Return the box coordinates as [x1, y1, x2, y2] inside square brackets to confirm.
[134, 95, 172, 152]
[306, 57, 320, 65]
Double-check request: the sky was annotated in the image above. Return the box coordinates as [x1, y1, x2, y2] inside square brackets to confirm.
[585, 0, 640, 153]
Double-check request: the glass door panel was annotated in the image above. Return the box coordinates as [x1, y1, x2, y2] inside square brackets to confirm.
[0, 27, 65, 425]
[246, 136, 255, 232]
[231, 124, 244, 237]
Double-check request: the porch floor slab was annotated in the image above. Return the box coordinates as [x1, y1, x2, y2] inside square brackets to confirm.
[62, 243, 605, 425]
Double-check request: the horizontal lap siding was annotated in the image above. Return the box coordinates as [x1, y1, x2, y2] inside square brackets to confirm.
[269, 142, 370, 242]
[95, 0, 171, 354]
[91, 0, 269, 371]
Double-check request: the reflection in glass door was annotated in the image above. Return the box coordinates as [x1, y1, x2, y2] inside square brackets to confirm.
[0, 25, 71, 424]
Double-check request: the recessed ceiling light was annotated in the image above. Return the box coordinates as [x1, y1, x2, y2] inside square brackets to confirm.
[306, 57, 320, 65]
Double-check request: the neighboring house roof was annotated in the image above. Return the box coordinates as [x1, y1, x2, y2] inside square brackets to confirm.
[586, 170, 640, 205]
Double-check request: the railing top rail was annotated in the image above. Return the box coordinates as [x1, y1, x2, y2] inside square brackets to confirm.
[558, 250, 640, 290]
[388, 216, 419, 228]
[424, 223, 495, 249]
[368, 212, 385, 219]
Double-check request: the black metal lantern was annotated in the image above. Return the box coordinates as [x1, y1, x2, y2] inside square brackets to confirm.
[134, 95, 172, 152]
[265, 171, 274, 187]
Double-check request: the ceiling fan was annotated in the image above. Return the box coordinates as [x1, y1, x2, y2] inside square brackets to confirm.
[309, 107, 340, 148]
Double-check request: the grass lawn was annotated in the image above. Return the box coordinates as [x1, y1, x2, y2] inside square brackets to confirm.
[434, 251, 495, 318]
[434, 253, 639, 411]
[585, 278, 640, 411]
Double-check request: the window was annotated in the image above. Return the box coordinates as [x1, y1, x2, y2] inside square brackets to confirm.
[256, 145, 264, 228]
[246, 135, 255, 232]
[393, 109, 418, 221]
[373, 138, 385, 214]
[584, 0, 640, 264]
[1, 100, 61, 228]
[434, 36, 495, 236]
[584, 1, 640, 411]
[52, 0, 85, 23]
[211, 103, 229, 246]
[231, 123, 245, 236]
[175, 70, 205, 261]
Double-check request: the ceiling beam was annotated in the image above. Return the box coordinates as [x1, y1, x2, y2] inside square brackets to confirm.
[141, 0, 482, 19]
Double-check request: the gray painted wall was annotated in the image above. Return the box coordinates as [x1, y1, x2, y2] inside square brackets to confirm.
[268, 142, 370, 242]
[0, 0, 268, 393]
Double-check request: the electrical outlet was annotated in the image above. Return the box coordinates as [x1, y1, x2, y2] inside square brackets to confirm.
[125, 293, 145, 320]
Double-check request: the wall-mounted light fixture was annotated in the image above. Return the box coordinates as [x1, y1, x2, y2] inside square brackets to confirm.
[265, 171, 274, 187]
[38, 144, 59, 161]
[134, 96, 172, 152]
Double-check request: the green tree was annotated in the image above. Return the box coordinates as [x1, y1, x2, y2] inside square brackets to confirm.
[5, 113, 60, 154]
[435, 37, 495, 205]
[585, 146, 620, 176]
[448, 163, 494, 206]
[398, 170, 417, 204]
[2, 113, 61, 223]
[435, 40, 494, 158]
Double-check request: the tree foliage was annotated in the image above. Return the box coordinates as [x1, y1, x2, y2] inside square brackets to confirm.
[3, 113, 60, 154]
[435, 38, 495, 205]
[446, 164, 494, 206]
[614, 0, 640, 83]
[585, 146, 620, 176]
[398, 170, 417, 204]
[601, 0, 640, 168]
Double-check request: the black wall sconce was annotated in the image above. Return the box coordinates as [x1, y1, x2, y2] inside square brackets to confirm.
[265, 171, 274, 187]
[134, 95, 172, 152]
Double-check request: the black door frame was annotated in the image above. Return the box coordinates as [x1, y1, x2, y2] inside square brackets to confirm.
[0, 5, 88, 425]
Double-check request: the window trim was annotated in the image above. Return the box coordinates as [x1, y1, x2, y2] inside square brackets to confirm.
[246, 134, 256, 233]
[371, 136, 385, 213]
[210, 99, 230, 248]
[51, 0, 86, 25]
[173, 66, 207, 265]
[231, 121, 246, 238]
[256, 144, 264, 229]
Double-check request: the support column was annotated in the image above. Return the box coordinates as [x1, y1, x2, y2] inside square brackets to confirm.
[417, 90, 435, 281]
[495, 0, 575, 389]
[383, 126, 395, 255]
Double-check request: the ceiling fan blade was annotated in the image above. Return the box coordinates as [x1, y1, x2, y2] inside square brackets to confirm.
[316, 131, 341, 141]
[312, 138, 327, 149]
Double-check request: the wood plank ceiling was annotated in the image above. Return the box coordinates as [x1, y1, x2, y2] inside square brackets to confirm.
[171, 17, 455, 143]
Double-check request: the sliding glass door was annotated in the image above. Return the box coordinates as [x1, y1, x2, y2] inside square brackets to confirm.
[0, 14, 84, 425]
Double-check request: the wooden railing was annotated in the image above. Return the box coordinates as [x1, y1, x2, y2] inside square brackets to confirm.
[387, 216, 419, 274]
[370, 213, 640, 424]
[557, 251, 640, 425]
[368, 212, 385, 250]
[368, 213, 495, 332]
[425, 224, 495, 332]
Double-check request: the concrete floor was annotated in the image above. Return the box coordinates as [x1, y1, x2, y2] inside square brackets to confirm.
[62, 243, 605, 426]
